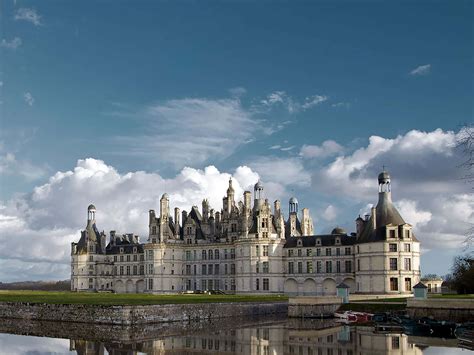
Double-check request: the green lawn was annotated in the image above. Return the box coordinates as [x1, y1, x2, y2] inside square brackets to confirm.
[429, 294, 474, 299]
[0, 290, 288, 305]
[352, 297, 408, 303]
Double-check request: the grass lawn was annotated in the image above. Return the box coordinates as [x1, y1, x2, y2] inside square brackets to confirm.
[429, 294, 474, 299]
[0, 290, 288, 305]
[338, 302, 406, 312]
[352, 297, 408, 303]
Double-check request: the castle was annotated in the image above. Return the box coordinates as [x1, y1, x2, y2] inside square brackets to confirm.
[71, 170, 421, 295]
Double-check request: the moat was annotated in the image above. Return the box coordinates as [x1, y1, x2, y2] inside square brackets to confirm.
[0, 316, 470, 355]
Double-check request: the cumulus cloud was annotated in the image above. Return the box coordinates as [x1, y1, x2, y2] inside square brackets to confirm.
[113, 98, 258, 168]
[0, 158, 262, 281]
[311, 128, 471, 251]
[410, 64, 431, 76]
[1, 37, 22, 50]
[300, 140, 344, 159]
[23, 92, 34, 106]
[15, 8, 42, 26]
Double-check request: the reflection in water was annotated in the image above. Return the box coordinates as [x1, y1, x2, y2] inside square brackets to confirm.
[0, 318, 468, 355]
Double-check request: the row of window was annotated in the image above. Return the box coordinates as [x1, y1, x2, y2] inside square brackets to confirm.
[288, 247, 351, 257]
[113, 265, 145, 276]
[288, 260, 352, 274]
[112, 254, 144, 262]
[388, 243, 412, 252]
[390, 277, 412, 291]
[389, 258, 412, 271]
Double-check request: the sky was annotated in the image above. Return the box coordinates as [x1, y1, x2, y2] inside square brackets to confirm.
[0, 1, 472, 282]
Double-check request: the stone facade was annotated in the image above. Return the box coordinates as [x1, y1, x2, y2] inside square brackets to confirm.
[71, 170, 420, 295]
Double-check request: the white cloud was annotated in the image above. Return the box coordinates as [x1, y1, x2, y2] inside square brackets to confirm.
[23, 92, 34, 106]
[248, 156, 311, 189]
[259, 91, 327, 113]
[322, 205, 338, 221]
[410, 64, 431, 76]
[301, 95, 328, 110]
[0, 152, 47, 181]
[113, 98, 259, 168]
[269, 145, 281, 150]
[1, 37, 22, 49]
[300, 140, 344, 159]
[15, 8, 42, 26]
[331, 102, 351, 109]
[0, 158, 263, 281]
[228, 86, 247, 97]
[311, 128, 471, 251]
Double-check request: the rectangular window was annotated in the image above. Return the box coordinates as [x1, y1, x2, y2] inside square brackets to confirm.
[202, 265, 207, 275]
[297, 262, 303, 274]
[186, 251, 191, 260]
[307, 261, 313, 273]
[297, 249, 302, 257]
[357, 259, 360, 271]
[336, 248, 340, 256]
[215, 264, 219, 275]
[202, 250, 207, 260]
[215, 250, 219, 259]
[390, 258, 398, 271]
[390, 277, 398, 291]
[389, 243, 397, 252]
[133, 254, 137, 261]
[230, 249, 235, 259]
[326, 248, 331, 256]
[262, 261, 269, 273]
[392, 336, 400, 349]
[263, 278, 269, 291]
[316, 248, 321, 256]
[120, 255, 124, 262]
[288, 249, 294, 257]
[405, 278, 411, 291]
[306, 249, 312, 257]
[186, 265, 191, 275]
[208, 280, 213, 290]
[114, 255, 117, 262]
[404, 243, 411, 252]
[263, 245, 269, 256]
[224, 249, 228, 259]
[231, 264, 235, 274]
[194, 265, 197, 275]
[201, 279, 206, 290]
[208, 249, 213, 260]
[336, 261, 341, 273]
[126, 255, 130, 262]
[326, 261, 332, 273]
[225, 264, 228, 274]
[404, 258, 411, 271]
[208, 264, 213, 275]
[139, 265, 144, 275]
[345, 247, 351, 255]
[390, 229, 396, 238]
[148, 278, 153, 290]
[120, 266, 124, 275]
[256, 262, 260, 273]
[345, 260, 352, 273]
[256, 278, 260, 290]
[288, 262, 294, 274]
[126, 265, 130, 275]
[256, 245, 260, 256]
[316, 261, 322, 273]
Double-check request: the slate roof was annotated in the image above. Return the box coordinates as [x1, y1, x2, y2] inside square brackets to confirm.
[284, 234, 357, 248]
[357, 192, 419, 243]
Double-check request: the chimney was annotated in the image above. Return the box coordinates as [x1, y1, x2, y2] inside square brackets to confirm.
[174, 207, 180, 238]
[371, 206, 377, 229]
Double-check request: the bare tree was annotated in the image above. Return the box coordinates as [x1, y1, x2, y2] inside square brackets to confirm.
[456, 124, 474, 250]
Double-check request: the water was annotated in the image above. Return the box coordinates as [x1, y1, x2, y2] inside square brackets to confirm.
[0, 317, 471, 355]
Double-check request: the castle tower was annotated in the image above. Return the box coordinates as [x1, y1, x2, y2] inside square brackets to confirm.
[174, 207, 180, 238]
[253, 181, 264, 211]
[301, 208, 314, 236]
[87, 204, 96, 226]
[226, 178, 235, 215]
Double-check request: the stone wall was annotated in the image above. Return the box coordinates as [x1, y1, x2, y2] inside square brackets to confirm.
[288, 296, 342, 318]
[0, 301, 287, 325]
[407, 298, 474, 323]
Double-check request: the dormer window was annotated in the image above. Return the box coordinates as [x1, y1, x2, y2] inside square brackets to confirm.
[335, 238, 341, 245]
[316, 239, 321, 245]
[133, 247, 137, 253]
[120, 247, 124, 254]
[297, 239, 303, 247]
[405, 230, 411, 239]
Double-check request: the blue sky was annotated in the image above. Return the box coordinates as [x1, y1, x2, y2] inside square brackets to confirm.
[0, 1, 472, 281]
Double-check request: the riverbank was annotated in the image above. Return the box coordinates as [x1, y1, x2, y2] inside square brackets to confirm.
[0, 290, 287, 305]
